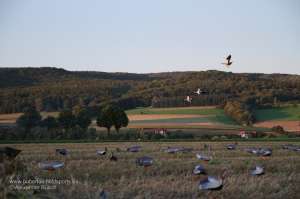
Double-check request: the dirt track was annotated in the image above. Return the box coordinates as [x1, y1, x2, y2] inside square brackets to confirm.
[254, 120, 300, 132]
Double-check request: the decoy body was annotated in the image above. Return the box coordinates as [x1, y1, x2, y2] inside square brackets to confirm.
[56, 148, 68, 156]
[0, 147, 21, 160]
[199, 176, 223, 190]
[246, 148, 272, 156]
[193, 165, 206, 175]
[97, 147, 108, 156]
[109, 152, 118, 161]
[251, 166, 264, 176]
[99, 190, 107, 199]
[282, 144, 300, 152]
[127, 145, 141, 152]
[136, 156, 153, 167]
[196, 154, 212, 161]
[227, 144, 237, 150]
[38, 161, 64, 171]
[165, 147, 192, 154]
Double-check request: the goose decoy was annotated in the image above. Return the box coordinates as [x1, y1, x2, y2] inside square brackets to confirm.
[222, 54, 233, 67]
[226, 144, 237, 150]
[56, 148, 68, 156]
[193, 165, 206, 175]
[251, 166, 264, 176]
[109, 152, 118, 161]
[38, 161, 64, 171]
[97, 147, 108, 156]
[0, 147, 21, 160]
[199, 176, 223, 190]
[99, 190, 107, 199]
[136, 156, 153, 167]
[127, 145, 141, 153]
[282, 144, 300, 152]
[257, 148, 272, 156]
[165, 147, 181, 154]
[196, 154, 212, 161]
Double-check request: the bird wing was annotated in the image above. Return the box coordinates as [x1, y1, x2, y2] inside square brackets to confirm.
[226, 55, 231, 61]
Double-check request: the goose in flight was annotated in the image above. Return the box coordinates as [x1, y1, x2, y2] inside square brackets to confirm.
[194, 88, 202, 95]
[222, 54, 233, 67]
[184, 96, 192, 103]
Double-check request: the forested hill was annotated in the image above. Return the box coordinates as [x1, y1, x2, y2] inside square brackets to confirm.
[0, 67, 300, 114]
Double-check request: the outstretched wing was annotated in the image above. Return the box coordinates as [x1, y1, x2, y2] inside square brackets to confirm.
[226, 54, 231, 61]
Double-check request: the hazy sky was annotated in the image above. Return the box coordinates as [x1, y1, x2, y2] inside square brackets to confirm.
[0, 0, 299, 74]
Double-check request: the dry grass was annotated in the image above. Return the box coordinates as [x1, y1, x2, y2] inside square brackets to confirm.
[1, 142, 300, 199]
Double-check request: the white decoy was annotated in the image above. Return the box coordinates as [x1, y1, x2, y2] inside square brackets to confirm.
[226, 144, 237, 150]
[251, 166, 264, 176]
[199, 176, 223, 190]
[136, 156, 153, 167]
[97, 147, 108, 156]
[184, 96, 192, 103]
[193, 165, 206, 175]
[196, 154, 212, 161]
[38, 161, 64, 171]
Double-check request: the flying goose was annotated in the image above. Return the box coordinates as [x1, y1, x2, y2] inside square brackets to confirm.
[222, 54, 233, 67]
[184, 96, 192, 103]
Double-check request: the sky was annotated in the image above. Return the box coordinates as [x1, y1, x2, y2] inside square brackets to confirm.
[0, 0, 299, 74]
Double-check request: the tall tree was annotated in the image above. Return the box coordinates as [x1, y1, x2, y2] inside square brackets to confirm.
[16, 106, 42, 131]
[58, 110, 76, 130]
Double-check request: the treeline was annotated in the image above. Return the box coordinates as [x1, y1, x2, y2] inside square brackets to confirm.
[0, 68, 300, 114]
[224, 101, 255, 126]
[151, 95, 229, 107]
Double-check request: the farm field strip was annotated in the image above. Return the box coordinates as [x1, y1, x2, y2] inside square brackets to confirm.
[3, 142, 300, 199]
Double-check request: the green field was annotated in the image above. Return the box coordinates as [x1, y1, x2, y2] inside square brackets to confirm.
[127, 107, 237, 126]
[255, 106, 300, 122]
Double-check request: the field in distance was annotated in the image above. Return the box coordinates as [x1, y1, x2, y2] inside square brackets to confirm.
[3, 141, 300, 199]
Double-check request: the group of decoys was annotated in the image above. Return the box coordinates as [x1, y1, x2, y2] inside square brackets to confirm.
[1, 142, 299, 192]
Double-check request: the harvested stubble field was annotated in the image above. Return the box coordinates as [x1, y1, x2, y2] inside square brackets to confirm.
[2, 142, 300, 199]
